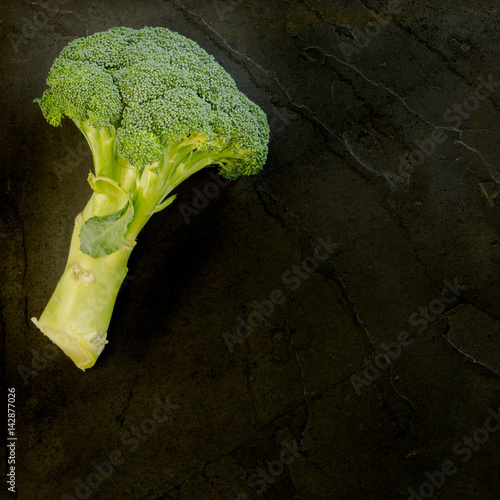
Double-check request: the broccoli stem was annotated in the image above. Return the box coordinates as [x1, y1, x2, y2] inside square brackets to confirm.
[31, 199, 134, 370]
[32, 135, 233, 370]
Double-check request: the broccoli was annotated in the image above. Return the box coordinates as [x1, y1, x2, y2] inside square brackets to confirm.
[32, 26, 269, 370]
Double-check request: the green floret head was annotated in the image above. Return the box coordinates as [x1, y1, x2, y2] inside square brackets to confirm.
[36, 59, 122, 128]
[59, 26, 135, 69]
[35, 26, 269, 178]
[115, 128, 164, 169]
[119, 89, 212, 148]
[220, 94, 270, 179]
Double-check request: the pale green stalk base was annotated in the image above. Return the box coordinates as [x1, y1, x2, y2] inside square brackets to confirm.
[31, 199, 134, 371]
[32, 123, 234, 370]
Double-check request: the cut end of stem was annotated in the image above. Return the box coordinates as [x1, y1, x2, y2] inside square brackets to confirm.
[31, 317, 107, 371]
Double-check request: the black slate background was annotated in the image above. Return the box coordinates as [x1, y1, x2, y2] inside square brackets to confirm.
[1, 1, 499, 499]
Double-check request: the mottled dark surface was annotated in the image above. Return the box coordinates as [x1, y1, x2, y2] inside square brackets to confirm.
[1, 1, 500, 499]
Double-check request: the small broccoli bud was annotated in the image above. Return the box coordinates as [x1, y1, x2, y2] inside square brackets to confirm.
[38, 59, 122, 128]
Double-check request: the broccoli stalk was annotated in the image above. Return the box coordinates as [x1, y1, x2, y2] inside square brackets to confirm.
[32, 27, 269, 370]
[32, 204, 131, 369]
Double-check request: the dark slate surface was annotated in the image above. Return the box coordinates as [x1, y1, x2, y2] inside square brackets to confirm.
[1, 1, 499, 499]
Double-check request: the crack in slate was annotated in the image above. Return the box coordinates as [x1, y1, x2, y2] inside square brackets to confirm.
[300, 0, 327, 22]
[442, 318, 500, 379]
[460, 297, 500, 323]
[340, 133, 401, 189]
[392, 19, 500, 119]
[387, 358, 418, 413]
[305, 44, 460, 134]
[378, 199, 442, 294]
[245, 300, 280, 330]
[24, 295, 31, 334]
[304, 42, 500, 185]
[455, 138, 500, 184]
[174, 0, 491, 191]
[254, 183, 375, 356]
[372, 358, 416, 438]
[172, 0, 394, 184]
[152, 370, 381, 498]
[290, 329, 310, 449]
[255, 182, 317, 244]
[244, 340, 258, 428]
[116, 373, 139, 427]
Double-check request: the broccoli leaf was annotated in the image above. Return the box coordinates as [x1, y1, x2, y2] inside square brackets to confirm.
[79, 202, 134, 258]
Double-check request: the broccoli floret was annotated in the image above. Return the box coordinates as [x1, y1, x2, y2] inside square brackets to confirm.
[32, 26, 269, 370]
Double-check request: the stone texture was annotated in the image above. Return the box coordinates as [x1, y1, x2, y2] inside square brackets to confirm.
[1, 0, 499, 499]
